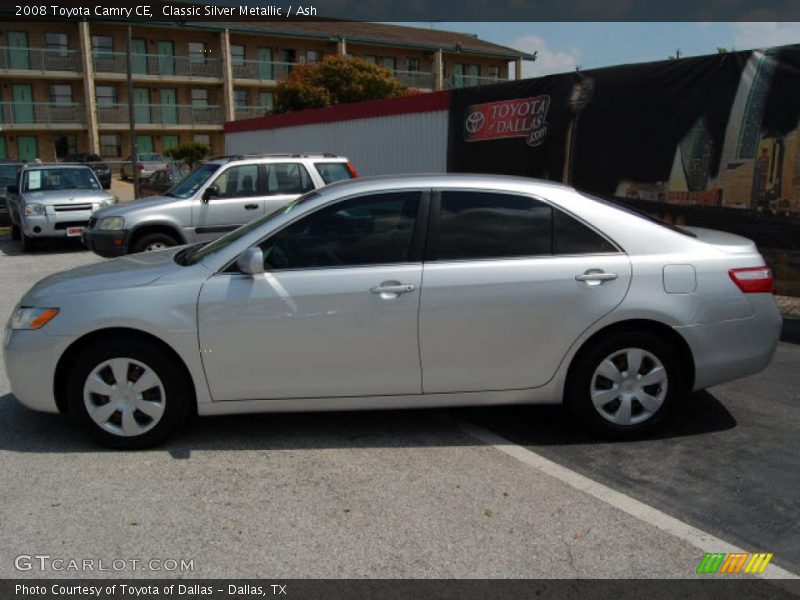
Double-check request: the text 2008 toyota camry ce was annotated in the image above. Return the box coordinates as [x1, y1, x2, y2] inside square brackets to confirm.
[3, 175, 782, 448]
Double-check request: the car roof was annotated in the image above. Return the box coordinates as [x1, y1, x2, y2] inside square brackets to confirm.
[207, 153, 349, 165]
[319, 173, 574, 194]
[21, 163, 93, 171]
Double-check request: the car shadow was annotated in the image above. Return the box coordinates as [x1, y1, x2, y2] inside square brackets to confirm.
[0, 236, 90, 256]
[0, 389, 737, 457]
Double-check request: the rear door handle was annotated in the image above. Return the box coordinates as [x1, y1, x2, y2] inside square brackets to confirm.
[575, 271, 618, 282]
[370, 283, 416, 295]
[244, 204, 258, 210]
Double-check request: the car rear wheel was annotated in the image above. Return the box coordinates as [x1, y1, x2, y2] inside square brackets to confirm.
[132, 232, 178, 253]
[66, 339, 192, 449]
[566, 331, 681, 438]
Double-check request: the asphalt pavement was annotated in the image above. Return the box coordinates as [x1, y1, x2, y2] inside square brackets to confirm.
[0, 235, 798, 584]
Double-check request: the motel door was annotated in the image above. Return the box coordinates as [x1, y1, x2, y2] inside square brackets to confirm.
[17, 136, 37, 162]
[12, 85, 34, 124]
[8, 32, 29, 70]
[131, 39, 147, 74]
[161, 89, 178, 124]
[133, 88, 151, 124]
[258, 48, 273, 79]
[157, 41, 175, 75]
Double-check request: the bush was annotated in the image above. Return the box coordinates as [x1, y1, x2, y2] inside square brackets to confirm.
[163, 141, 210, 168]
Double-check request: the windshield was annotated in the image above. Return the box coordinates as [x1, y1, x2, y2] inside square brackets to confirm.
[182, 191, 320, 266]
[23, 168, 100, 192]
[166, 163, 220, 199]
[0, 164, 20, 183]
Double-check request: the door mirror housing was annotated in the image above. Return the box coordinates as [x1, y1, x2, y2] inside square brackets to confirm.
[202, 185, 219, 202]
[236, 247, 265, 276]
[6, 184, 18, 195]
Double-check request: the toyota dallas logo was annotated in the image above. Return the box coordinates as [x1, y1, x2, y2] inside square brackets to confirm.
[465, 111, 486, 134]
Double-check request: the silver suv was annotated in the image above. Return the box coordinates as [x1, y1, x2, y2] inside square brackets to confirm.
[6, 164, 115, 252]
[83, 153, 357, 257]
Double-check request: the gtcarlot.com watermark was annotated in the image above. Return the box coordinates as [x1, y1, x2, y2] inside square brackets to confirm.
[15, 554, 195, 573]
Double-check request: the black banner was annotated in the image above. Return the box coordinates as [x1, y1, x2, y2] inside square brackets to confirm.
[4, 579, 800, 600]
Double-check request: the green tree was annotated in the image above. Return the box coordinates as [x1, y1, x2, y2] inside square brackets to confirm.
[163, 141, 210, 169]
[274, 55, 408, 113]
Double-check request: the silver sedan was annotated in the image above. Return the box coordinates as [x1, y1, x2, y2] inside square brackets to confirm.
[3, 175, 782, 448]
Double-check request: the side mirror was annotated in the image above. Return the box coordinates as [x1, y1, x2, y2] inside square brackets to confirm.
[6, 185, 18, 195]
[202, 185, 219, 202]
[236, 247, 264, 276]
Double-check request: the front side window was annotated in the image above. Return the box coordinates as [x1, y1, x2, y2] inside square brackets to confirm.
[434, 191, 552, 260]
[167, 162, 220, 199]
[211, 164, 260, 198]
[258, 192, 420, 270]
[265, 163, 314, 195]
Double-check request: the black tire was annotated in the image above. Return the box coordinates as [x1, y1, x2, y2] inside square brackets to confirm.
[20, 229, 38, 251]
[66, 339, 193, 449]
[11, 223, 20, 241]
[565, 331, 682, 439]
[131, 232, 178, 254]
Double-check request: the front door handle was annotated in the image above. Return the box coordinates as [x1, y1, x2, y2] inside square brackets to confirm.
[370, 282, 416, 297]
[244, 203, 258, 210]
[575, 270, 618, 285]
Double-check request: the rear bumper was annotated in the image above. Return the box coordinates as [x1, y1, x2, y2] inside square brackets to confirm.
[676, 294, 783, 390]
[83, 228, 129, 257]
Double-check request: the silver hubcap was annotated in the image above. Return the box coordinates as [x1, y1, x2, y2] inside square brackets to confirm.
[145, 242, 168, 252]
[83, 357, 166, 437]
[590, 347, 668, 426]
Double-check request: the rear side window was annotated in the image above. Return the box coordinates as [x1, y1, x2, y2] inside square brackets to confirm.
[266, 163, 314, 195]
[315, 162, 353, 185]
[554, 209, 618, 254]
[435, 191, 552, 260]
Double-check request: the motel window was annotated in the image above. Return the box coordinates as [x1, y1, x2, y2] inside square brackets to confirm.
[45, 33, 69, 55]
[92, 36, 114, 57]
[306, 50, 322, 64]
[487, 65, 500, 80]
[363, 55, 377, 64]
[188, 42, 207, 63]
[99, 134, 121, 157]
[259, 91, 274, 111]
[50, 84, 73, 104]
[231, 45, 245, 65]
[193, 134, 211, 147]
[382, 57, 396, 71]
[234, 90, 248, 108]
[190, 89, 209, 107]
[406, 58, 420, 72]
[95, 85, 117, 106]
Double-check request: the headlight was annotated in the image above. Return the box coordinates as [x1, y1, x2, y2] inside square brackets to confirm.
[24, 203, 45, 216]
[11, 307, 60, 330]
[97, 198, 116, 208]
[98, 216, 125, 230]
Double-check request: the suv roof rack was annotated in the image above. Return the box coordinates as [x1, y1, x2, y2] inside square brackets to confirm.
[208, 152, 343, 162]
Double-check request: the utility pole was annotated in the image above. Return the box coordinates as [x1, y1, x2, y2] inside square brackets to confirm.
[126, 25, 140, 199]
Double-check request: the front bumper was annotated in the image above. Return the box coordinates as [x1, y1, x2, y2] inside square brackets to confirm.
[677, 294, 783, 390]
[22, 210, 93, 239]
[3, 327, 62, 414]
[83, 227, 129, 257]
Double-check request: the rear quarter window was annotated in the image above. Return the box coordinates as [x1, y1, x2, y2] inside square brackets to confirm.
[315, 162, 353, 185]
[553, 209, 618, 254]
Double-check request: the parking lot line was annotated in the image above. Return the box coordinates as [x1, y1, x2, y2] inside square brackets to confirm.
[458, 422, 800, 581]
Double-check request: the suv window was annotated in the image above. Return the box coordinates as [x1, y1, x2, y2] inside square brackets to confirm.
[553, 209, 618, 254]
[266, 163, 314, 195]
[258, 192, 420, 269]
[315, 162, 353, 185]
[211, 164, 260, 198]
[434, 191, 552, 260]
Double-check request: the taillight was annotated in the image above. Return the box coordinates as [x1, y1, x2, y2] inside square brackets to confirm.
[137, 163, 144, 171]
[729, 267, 773, 293]
[345, 162, 358, 178]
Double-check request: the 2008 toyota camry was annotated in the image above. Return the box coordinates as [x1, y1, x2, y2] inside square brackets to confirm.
[3, 175, 782, 448]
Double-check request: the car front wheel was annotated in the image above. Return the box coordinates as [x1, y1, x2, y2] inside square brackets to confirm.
[131, 232, 178, 253]
[66, 339, 192, 449]
[566, 331, 682, 439]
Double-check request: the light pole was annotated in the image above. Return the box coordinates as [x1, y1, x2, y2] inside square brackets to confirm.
[126, 25, 140, 199]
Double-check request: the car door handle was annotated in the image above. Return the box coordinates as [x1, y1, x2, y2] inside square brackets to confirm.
[244, 204, 258, 210]
[575, 271, 618, 282]
[370, 283, 416, 295]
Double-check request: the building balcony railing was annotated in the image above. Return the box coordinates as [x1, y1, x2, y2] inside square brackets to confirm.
[234, 106, 273, 120]
[93, 52, 223, 78]
[232, 60, 300, 81]
[445, 75, 504, 89]
[392, 70, 435, 89]
[0, 102, 85, 125]
[97, 103, 224, 126]
[0, 46, 82, 73]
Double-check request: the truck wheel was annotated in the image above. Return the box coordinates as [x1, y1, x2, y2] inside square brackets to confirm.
[21, 229, 38, 252]
[131, 232, 178, 253]
[11, 224, 20, 241]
